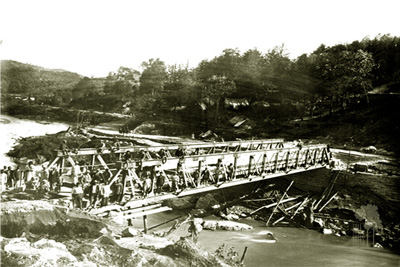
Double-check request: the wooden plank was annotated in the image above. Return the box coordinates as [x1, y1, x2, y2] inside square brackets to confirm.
[266, 180, 294, 226]
[249, 197, 297, 215]
[290, 197, 309, 219]
[90, 205, 122, 215]
[122, 203, 162, 215]
[123, 206, 172, 219]
[318, 192, 338, 212]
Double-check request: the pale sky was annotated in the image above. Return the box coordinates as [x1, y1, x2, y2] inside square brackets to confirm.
[1, 0, 399, 78]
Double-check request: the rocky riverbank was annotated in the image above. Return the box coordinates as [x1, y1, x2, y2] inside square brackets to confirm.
[0, 200, 243, 267]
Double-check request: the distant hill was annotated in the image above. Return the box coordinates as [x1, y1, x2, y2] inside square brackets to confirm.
[1, 60, 83, 95]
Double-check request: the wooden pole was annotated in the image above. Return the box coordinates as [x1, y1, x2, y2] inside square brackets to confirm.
[143, 215, 148, 234]
[240, 246, 248, 264]
[266, 180, 294, 226]
[147, 215, 183, 231]
[290, 197, 309, 219]
[318, 192, 338, 212]
[249, 197, 297, 215]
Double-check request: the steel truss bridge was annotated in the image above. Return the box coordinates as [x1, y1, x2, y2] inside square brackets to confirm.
[48, 139, 331, 219]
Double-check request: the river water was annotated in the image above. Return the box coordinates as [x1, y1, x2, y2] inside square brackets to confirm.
[136, 212, 400, 267]
[1, 115, 400, 266]
[0, 114, 69, 167]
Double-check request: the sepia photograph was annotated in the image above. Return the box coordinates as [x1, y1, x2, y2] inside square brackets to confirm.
[1, 0, 400, 266]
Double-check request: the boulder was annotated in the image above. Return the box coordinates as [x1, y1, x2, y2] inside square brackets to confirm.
[190, 209, 207, 217]
[195, 193, 219, 210]
[109, 211, 124, 224]
[354, 163, 368, 172]
[202, 220, 252, 231]
[313, 218, 324, 228]
[122, 227, 140, 237]
[164, 197, 196, 210]
[322, 228, 333, 235]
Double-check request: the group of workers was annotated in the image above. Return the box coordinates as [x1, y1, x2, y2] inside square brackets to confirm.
[1, 139, 241, 210]
[0, 162, 63, 194]
[119, 153, 237, 198]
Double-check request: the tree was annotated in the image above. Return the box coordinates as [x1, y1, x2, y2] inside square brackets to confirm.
[203, 75, 236, 123]
[310, 45, 375, 114]
[104, 67, 140, 97]
[235, 49, 264, 100]
[261, 45, 294, 100]
[72, 77, 97, 98]
[4, 65, 38, 95]
[139, 58, 167, 95]
[163, 64, 197, 107]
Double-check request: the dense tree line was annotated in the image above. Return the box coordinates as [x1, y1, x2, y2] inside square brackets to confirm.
[2, 34, 400, 126]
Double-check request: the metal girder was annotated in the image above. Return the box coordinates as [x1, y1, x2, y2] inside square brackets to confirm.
[56, 139, 285, 157]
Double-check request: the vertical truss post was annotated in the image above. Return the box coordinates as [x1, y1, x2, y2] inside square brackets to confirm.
[60, 157, 65, 174]
[304, 150, 310, 167]
[143, 215, 148, 234]
[248, 155, 254, 177]
[262, 154, 267, 173]
[313, 149, 318, 165]
[274, 152, 279, 173]
[285, 151, 290, 171]
[198, 160, 203, 174]
[91, 154, 96, 169]
[294, 150, 300, 169]
[233, 155, 238, 179]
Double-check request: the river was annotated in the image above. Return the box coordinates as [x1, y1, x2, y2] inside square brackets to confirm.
[1, 115, 400, 266]
[0, 114, 69, 167]
[134, 211, 400, 267]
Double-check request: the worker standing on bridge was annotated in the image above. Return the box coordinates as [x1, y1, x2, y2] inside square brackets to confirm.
[227, 163, 234, 180]
[97, 140, 106, 154]
[296, 139, 303, 149]
[93, 169, 104, 183]
[154, 165, 162, 195]
[142, 171, 152, 198]
[177, 157, 184, 173]
[178, 171, 187, 189]
[156, 172, 166, 195]
[25, 161, 34, 182]
[71, 161, 80, 185]
[101, 182, 111, 206]
[48, 166, 58, 191]
[40, 165, 49, 183]
[159, 148, 166, 159]
[60, 140, 70, 156]
[193, 170, 200, 187]
[124, 151, 132, 161]
[90, 179, 100, 207]
[113, 178, 124, 202]
[56, 170, 63, 193]
[75, 183, 84, 209]
[103, 168, 112, 184]
[201, 167, 212, 185]
[71, 183, 78, 208]
[171, 171, 180, 193]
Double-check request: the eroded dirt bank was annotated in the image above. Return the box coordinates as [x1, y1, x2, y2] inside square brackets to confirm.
[0, 200, 238, 267]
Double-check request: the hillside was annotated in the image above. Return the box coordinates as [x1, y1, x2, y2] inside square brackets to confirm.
[1, 60, 82, 96]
